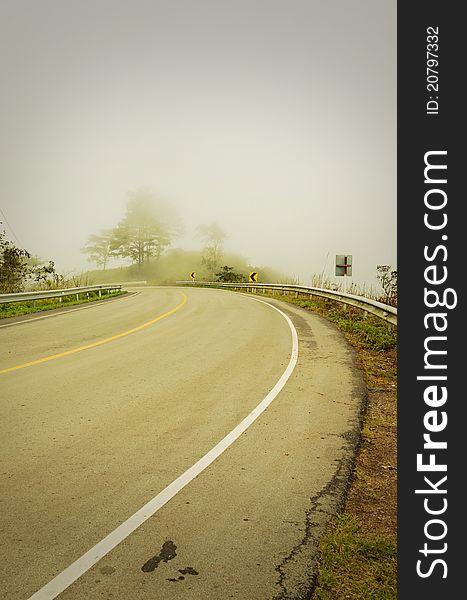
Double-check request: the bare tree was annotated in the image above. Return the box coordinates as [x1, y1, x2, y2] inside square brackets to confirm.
[377, 265, 397, 307]
[195, 222, 227, 279]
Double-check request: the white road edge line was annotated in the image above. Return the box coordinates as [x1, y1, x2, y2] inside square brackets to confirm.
[27, 296, 299, 600]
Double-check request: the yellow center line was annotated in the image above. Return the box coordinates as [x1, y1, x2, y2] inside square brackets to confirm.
[0, 292, 187, 375]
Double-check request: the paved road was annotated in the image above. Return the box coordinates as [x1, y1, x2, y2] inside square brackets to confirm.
[0, 286, 365, 599]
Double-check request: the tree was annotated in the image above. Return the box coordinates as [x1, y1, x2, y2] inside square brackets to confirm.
[0, 228, 31, 293]
[377, 265, 397, 307]
[196, 222, 227, 279]
[111, 189, 182, 266]
[81, 230, 114, 270]
[28, 257, 61, 289]
[215, 265, 244, 282]
[0, 225, 61, 293]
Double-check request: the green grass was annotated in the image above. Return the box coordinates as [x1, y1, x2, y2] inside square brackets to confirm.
[0, 290, 127, 319]
[264, 295, 397, 352]
[313, 514, 396, 600]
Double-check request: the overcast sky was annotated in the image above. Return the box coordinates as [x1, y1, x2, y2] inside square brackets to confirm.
[0, 0, 396, 288]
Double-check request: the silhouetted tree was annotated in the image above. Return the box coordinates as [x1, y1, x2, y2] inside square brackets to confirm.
[81, 230, 114, 269]
[111, 189, 182, 266]
[215, 265, 244, 282]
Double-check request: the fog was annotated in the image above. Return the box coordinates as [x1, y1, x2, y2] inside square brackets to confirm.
[0, 0, 396, 289]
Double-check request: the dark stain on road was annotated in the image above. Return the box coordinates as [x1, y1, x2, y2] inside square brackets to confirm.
[141, 540, 177, 572]
[167, 566, 199, 582]
[179, 567, 199, 576]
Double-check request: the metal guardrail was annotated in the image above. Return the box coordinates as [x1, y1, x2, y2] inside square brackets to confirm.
[0, 284, 123, 304]
[176, 281, 397, 326]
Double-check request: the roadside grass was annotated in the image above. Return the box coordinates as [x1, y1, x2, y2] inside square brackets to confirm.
[0, 290, 127, 320]
[313, 514, 396, 600]
[256, 291, 397, 600]
[288, 297, 397, 352]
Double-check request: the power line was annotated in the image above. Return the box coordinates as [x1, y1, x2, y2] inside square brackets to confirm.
[0, 206, 23, 247]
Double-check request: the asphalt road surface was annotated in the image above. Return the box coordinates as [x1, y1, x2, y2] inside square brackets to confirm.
[0, 286, 365, 600]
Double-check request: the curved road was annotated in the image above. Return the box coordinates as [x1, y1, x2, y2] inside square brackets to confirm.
[0, 286, 365, 599]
